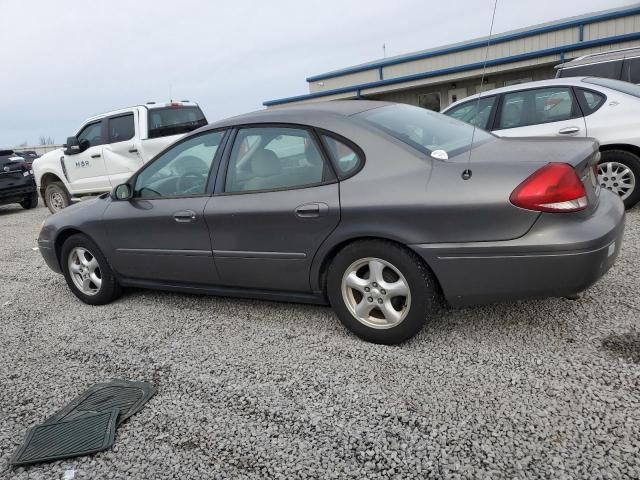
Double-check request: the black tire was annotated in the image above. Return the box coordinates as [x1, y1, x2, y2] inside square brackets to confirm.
[45, 181, 71, 214]
[20, 192, 38, 209]
[60, 233, 121, 305]
[326, 240, 440, 345]
[599, 150, 640, 209]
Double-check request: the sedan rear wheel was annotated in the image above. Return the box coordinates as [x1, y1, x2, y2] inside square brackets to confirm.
[598, 150, 640, 209]
[61, 234, 121, 305]
[327, 240, 439, 344]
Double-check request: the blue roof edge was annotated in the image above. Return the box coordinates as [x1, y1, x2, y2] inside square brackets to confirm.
[263, 31, 640, 106]
[305, 5, 640, 83]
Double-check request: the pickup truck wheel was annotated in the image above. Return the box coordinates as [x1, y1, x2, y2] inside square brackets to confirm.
[61, 234, 121, 305]
[20, 192, 39, 209]
[45, 182, 70, 213]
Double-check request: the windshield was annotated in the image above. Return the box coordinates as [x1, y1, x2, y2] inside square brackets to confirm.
[147, 106, 207, 139]
[358, 104, 494, 158]
[583, 77, 640, 98]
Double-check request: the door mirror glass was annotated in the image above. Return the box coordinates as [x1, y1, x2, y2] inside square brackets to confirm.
[113, 183, 132, 200]
[65, 136, 81, 155]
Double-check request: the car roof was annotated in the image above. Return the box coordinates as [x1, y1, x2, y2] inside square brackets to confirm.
[84, 101, 201, 123]
[205, 100, 393, 129]
[443, 77, 599, 111]
[556, 46, 640, 69]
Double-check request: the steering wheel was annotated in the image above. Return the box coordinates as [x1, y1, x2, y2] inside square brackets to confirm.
[176, 172, 205, 195]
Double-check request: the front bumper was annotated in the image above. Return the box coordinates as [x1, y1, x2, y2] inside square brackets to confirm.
[410, 190, 625, 307]
[0, 180, 37, 205]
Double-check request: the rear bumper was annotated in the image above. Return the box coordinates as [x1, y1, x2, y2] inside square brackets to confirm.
[410, 190, 625, 307]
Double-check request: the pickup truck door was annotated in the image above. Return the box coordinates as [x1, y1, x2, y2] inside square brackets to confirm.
[102, 112, 144, 187]
[63, 119, 109, 193]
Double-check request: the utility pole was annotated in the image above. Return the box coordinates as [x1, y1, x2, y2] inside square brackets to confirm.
[382, 43, 387, 58]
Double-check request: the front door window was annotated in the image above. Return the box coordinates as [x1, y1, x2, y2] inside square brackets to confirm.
[134, 131, 225, 198]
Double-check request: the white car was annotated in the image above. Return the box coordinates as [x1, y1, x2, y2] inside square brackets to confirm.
[34, 101, 207, 213]
[443, 77, 640, 208]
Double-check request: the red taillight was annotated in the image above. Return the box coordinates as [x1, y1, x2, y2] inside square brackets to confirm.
[510, 163, 587, 213]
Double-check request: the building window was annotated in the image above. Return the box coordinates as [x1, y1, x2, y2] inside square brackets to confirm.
[418, 92, 441, 112]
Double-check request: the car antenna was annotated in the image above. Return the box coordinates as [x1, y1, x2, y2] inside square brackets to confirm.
[463, 0, 499, 181]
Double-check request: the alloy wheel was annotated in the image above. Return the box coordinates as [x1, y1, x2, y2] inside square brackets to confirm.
[598, 161, 636, 201]
[68, 247, 102, 296]
[341, 257, 411, 329]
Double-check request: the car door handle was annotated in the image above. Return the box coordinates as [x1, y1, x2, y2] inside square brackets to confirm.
[128, 148, 138, 153]
[173, 210, 197, 223]
[91, 153, 102, 158]
[558, 126, 581, 135]
[295, 203, 327, 218]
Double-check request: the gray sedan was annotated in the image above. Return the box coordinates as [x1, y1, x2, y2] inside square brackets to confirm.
[37, 101, 624, 344]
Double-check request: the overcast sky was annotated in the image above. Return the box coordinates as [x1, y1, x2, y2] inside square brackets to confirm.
[0, 0, 635, 147]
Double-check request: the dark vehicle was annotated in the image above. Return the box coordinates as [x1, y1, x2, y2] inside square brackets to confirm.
[13, 150, 39, 169]
[0, 150, 38, 209]
[555, 47, 640, 83]
[37, 101, 624, 344]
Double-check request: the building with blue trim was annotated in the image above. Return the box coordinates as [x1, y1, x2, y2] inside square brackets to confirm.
[264, 4, 640, 110]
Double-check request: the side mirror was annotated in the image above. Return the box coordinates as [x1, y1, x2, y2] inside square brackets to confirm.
[64, 136, 81, 155]
[113, 183, 132, 201]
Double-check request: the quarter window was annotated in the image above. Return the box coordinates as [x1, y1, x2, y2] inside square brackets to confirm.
[575, 88, 606, 115]
[108, 114, 135, 143]
[322, 135, 361, 177]
[498, 87, 578, 130]
[225, 127, 330, 193]
[134, 131, 225, 198]
[77, 122, 104, 149]
[444, 96, 497, 130]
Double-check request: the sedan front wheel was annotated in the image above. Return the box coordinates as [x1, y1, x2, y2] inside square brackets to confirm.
[327, 240, 439, 344]
[61, 234, 121, 305]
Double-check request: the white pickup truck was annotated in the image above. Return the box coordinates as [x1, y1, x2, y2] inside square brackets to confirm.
[33, 101, 207, 213]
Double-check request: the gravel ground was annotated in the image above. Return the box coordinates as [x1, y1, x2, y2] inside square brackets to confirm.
[1, 202, 639, 480]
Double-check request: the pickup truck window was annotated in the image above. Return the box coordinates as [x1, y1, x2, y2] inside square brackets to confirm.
[147, 107, 207, 139]
[77, 121, 105, 148]
[108, 114, 135, 143]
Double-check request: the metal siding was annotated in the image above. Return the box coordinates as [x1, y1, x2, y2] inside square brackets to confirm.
[309, 69, 379, 92]
[584, 15, 640, 41]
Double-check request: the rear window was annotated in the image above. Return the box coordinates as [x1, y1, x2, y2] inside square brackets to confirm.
[147, 106, 207, 139]
[558, 60, 623, 80]
[583, 77, 640, 98]
[358, 104, 494, 158]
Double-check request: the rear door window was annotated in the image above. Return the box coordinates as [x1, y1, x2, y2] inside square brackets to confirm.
[108, 114, 135, 143]
[444, 96, 497, 130]
[147, 106, 207, 139]
[224, 127, 332, 193]
[497, 87, 578, 130]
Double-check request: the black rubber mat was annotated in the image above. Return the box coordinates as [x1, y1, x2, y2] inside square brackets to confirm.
[44, 379, 156, 426]
[10, 408, 118, 466]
